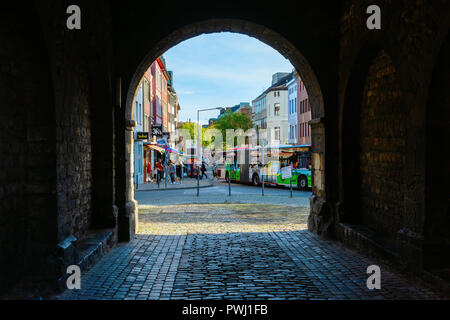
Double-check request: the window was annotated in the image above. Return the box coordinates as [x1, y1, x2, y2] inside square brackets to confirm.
[274, 127, 280, 141]
[274, 91, 276, 97]
[135, 101, 138, 121]
[294, 98, 297, 113]
[274, 103, 280, 116]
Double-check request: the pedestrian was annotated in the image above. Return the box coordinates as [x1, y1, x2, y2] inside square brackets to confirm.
[146, 161, 152, 183]
[213, 161, 218, 180]
[176, 161, 182, 184]
[155, 159, 164, 185]
[169, 160, 176, 184]
[193, 164, 199, 179]
[200, 161, 208, 180]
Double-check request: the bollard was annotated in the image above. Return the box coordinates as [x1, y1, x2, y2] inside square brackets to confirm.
[290, 162, 293, 198]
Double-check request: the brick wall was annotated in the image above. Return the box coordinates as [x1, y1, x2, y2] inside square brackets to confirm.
[359, 50, 405, 237]
[55, 65, 93, 240]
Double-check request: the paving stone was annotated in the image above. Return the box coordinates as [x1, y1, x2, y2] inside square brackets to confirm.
[53, 203, 441, 300]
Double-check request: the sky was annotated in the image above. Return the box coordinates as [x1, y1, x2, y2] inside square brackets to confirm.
[163, 32, 294, 124]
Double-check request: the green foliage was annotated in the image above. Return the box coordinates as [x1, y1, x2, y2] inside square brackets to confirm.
[211, 110, 253, 149]
[178, 122, 210, 147]
[213, 110, 253, 133]
[178, 111, 253, 150]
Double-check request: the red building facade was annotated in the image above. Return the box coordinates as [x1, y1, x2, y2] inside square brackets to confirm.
[297, 77, 311, 145]
[151, 57, 170, 132]
[151, 58, 163, 126]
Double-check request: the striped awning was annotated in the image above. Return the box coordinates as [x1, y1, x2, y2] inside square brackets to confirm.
[147, 145, 165, 153]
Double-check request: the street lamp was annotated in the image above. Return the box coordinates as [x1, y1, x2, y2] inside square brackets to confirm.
[197, 107, 225, 197]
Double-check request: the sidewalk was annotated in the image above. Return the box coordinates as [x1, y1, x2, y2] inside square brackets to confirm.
[135, 177, 214, 192]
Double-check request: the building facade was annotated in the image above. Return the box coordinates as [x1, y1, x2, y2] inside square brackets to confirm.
[252, 73, 292, 146]
[297, 76, 311, 145]
[252, 95, 268, 146]
[142, 68, 152, 182]
[151, 57, 165, 127]
[287, 73, 298, 145]
[133, 83, 144, 185]
[134, 56, 180, 182]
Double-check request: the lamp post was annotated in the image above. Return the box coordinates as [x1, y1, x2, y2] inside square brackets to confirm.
[197, 107, 225, 197]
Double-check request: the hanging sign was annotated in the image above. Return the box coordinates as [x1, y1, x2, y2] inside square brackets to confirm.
[137, 132, 149, 140]
[151, 125, 163, 137]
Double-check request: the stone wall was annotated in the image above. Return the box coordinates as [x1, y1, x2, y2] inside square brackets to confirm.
[55, 63, 93, 241]
[359, 50, 405, 238]
[0, 1, 117, 295]
[36, 0, 116, 244]
[338, 0, 450, 271]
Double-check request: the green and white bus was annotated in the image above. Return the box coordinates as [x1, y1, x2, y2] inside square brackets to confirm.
[217, 144, 312, 190]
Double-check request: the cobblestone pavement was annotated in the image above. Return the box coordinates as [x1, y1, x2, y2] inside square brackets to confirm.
[138, 203, 309, 234]
[53, 202, 441, 300]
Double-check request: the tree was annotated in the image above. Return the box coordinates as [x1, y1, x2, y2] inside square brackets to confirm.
[177, 122, 210, 147]
[212, 110, 253, 149]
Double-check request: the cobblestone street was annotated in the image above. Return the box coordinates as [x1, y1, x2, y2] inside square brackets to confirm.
[54, 200, 440, 300]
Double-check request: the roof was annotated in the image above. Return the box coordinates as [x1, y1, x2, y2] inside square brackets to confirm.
[253, 72, 294, 102]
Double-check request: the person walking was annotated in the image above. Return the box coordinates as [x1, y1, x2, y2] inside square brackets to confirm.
[176, 161, 182, 184]
[155, 159, 164, 185]
[146, 161, 152, 183]
[169, 160, 176, 184]
[193, 164, 199, 179]
[213, 160, 218, 180]
[200, 161, 208, 180]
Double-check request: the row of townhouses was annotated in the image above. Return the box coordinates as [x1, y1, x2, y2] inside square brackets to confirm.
[252, 71, 311, 146]
[133, 56, 181, 184]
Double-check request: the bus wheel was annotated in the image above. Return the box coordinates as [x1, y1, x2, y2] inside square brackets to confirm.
[225, 173, 230, 183]
[252, 174, 260, 186]
[298, 176, 308, 191]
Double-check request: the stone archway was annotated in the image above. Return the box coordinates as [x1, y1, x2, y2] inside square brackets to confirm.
[121, 19, 327, 240]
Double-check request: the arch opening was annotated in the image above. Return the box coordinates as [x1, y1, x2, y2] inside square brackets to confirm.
[122, 19, 327, 238]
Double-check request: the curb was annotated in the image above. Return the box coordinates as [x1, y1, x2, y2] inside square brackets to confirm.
[135, 182, 214, 192]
